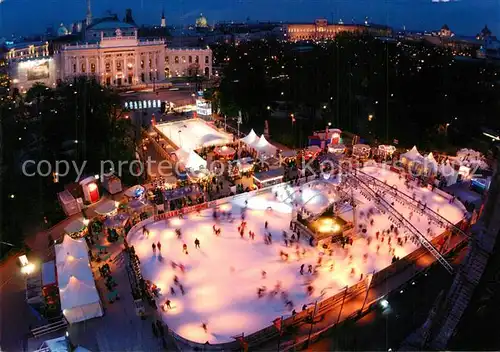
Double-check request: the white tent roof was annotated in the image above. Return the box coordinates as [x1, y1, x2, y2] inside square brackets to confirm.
[55, 236, 88, 265]
[425, 152, 438, 165]
[57, 258, 94, 288]
[124, 185, 145, 198]
[64, 218, 87, 234]
[401, 146, 424, 162]
[60, 276, 100, 310]
[94, 200, 117, 215]
[240, 129, 259, 146]
[175, 148, 207, 171]
[254, 135, 277, 155]
[186, 150, 207, 170]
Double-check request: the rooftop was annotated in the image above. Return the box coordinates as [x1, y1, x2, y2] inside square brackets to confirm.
[87, 20, 136, 31]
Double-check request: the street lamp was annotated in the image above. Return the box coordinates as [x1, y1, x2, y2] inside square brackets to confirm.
[178, 130, 182, 148]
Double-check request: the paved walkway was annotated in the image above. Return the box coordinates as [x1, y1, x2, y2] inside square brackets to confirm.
[257, 233, 468, 351]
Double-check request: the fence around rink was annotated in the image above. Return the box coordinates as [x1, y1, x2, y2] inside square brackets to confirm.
[124, 175, 469, 351]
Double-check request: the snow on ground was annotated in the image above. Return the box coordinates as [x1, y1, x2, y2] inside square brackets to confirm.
[155, 119, 232, 150]
[128, 166, 465, 344]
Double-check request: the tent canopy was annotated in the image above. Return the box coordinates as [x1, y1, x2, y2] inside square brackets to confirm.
[55, 236, 88, 265]
[254, 135, 277, 155]
[57, 258, 94, 288]
[174, 148, 207, 171]
[425, 152, 438, 165]
[401, 146, 424, 163]
[64, 218, 87, 234]
[94, 200, 117, 215]
[60, 276, 100, 310]
[240, 129, 259, 146]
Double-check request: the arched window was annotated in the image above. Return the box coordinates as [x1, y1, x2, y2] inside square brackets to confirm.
[189, 56, 192, 63]
[204, 67, 209, 76]
[90, 63, 96, 73]
[174, 56, 179, 64]
[205, 56, 209, 64]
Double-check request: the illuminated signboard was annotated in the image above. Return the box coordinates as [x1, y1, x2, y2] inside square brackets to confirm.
[18, 58, 52, 81]
[196, 99, 212, 116]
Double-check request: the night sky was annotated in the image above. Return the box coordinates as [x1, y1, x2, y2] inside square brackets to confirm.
[0, 0, 498, 37]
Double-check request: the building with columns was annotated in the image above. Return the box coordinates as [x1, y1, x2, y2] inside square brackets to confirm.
[6, 14, 213, 90]
[60, 26, 167, 86]
[284, 19, 391, 41]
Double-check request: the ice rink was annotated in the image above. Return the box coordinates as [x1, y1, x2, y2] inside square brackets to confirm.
[128, 167, 465, 344]
[155, 119, 233, 150]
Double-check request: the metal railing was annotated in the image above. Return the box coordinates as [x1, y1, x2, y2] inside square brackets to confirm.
[343, 171, 454, 274]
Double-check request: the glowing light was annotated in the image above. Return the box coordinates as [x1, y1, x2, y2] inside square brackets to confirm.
[21, 263, 35, 275]
[380, 299, 389, 308]
[317, 218, 341, 233]
[83, 219, 90, 226]
[88, 183, 97, 192]
[18, 255, 29, 266]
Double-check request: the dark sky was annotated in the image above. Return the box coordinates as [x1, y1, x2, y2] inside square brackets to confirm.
[0, 0, 498, 37]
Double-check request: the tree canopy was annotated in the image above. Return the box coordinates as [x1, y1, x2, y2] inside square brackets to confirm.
[0, 76, 137, 254]
[210, 34, 500, 149]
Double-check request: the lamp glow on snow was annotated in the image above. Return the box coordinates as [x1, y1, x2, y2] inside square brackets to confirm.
[318, 218, 341, 233]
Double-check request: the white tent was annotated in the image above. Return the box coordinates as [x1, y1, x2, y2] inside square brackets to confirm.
[57, 258, 94, 288]
[64, 218, 87, 234]
[424, 152, 438, 170]
[254, 135, 277, 155]
[401, 146, 424, 163]
[240, 129, 259, 146]
[55, 236, 88, 265]
[60, 276, 103, 324]
[94, 200, 117, 216]
[174, 148, 207, 171]
[439, 163, 458, 186]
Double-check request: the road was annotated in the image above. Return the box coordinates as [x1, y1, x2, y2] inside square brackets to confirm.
[308, 248, 467, 351]
[0, 256, 42, 351]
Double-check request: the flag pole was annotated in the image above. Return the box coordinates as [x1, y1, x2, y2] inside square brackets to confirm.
[306, 300, 318, 347]
[276, 316, 283, 351]
[361, 271, 375, 313]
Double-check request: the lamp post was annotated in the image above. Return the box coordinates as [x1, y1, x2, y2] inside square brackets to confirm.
[178, 130, 182, 148]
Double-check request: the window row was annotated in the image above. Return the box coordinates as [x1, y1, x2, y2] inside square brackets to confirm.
[165, 55, 210, 65]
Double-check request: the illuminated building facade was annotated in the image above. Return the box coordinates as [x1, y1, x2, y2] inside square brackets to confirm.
[285, 19, 391, 41]
[5, 19, 213, 90]
[59, 27, 167, 87]
[5, 42, 55, 91]
[165, 48, 212, 77]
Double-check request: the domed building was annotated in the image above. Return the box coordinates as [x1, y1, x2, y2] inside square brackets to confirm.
[57, 23, 69, 37]
[477, 25, 493, 40]
[195, 13, 208, 28]
[440, 24, 453, 37]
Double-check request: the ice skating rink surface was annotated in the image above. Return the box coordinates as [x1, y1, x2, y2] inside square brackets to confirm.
[128, 165, 465, 343]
